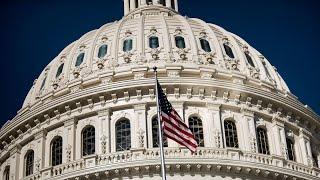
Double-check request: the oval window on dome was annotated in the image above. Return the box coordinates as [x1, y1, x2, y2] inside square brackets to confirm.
[223, 43, 235, 58]
[98, 44, 108, 59]
[149, 36, 159, 49]
[245, 52, 255, 67]
[200, 38, 211, 52]
[55, 63, 64, 78]
[123, 39, 133, 52]
[175, 36, 186, 49]
[75, 53, 85, 67]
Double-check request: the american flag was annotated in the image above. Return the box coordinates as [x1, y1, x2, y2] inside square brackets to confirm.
[157, 81, 198, 153]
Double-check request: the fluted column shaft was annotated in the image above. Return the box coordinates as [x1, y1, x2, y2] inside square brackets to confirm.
[124, 0, 130, 15]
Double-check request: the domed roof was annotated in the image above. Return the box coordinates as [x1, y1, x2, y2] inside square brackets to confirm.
[22, 1, 290, 108]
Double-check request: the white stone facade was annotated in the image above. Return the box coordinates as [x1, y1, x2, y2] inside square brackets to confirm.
[0, 1, 320, 180]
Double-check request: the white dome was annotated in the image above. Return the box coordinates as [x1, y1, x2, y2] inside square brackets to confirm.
[1, 1, 320, 180]
[22, 3, 290, 108]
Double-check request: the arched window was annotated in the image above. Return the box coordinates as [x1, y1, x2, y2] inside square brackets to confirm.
[245, 52, 255, 67]
[3, 166, 9, 180]
[82, 126, 95, 156]
[147, 0, 153, 5]
[224, 120, 239, 148]
[313, 153, 319, 168]
[116, 119, 131, 151]
[123, 39, 133, 52]
[75, 53, 85, 67]
[286, 138, 295, 161]
[25, 150, 34, 176]
[200, 38, 211, 52]
[152, 117, 168, 148]
[188, 116, 204, 147]
[56, 63, 64, 78]
[98, 44, 108, 59]
[223, 43, 235, 58]
[51, 136, 63, 166]
[175, 36, 186, 49]
[40, 77, 47, 90]
[149, 36, 159, 49]
[257, 128, 270, 154]
[262, 61, 272, 78]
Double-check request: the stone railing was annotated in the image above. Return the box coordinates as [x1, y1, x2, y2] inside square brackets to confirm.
[51, 159, 86, 176]
[39, 147, 319, 179]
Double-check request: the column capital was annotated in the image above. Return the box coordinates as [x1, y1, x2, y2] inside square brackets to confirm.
[98, 108, 111, 117]
[240, 107, 254, 117]
[133, 103, 147, 111]
[9, 143, 22, 155]
[299, 128, 312, 139]
[206, 103, 221, 111]
[64, 117, 76, 127]
[33, 128, 47, 140]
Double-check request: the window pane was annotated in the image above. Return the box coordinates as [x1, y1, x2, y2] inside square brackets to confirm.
[56, 63, 64, 78]
[152, 117, 168, 148]
[149, 36, 159, 49]
[189, 116, 204, 147]
[175, 36, 186, 49]
[4, 167, 10, 180]
[223, 44, 235, 58]
[116, 119, 131, 151]
[313, 154, 319, 168]
[245, 52, 255, 67]
[75, 53, 85, 67]
[224, 120, 238, 148]
[98, 44, 108, 58]
[200, 39, 211, 52]
[286, 138, 295, 161]
[123, 39, 133, 52]
[51, 136, 63, 166]
[257, 128, 270, 154]
[159, 0, 166, 6]
[82, 126, 96, 156]
[25, 150, 34, 176]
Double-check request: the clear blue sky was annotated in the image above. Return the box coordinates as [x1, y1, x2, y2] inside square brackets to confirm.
[0, 0, 319, 126]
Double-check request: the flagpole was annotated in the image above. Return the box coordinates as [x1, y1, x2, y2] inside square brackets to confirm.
[153, 67, 167, 180]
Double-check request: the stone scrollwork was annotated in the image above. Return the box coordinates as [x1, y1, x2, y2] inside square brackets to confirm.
[66, 144, 72, 162]
[137, 129, 145, 148]
[214, 131, 221, 148]
[100, 135, 108, 154]
[225, 58, 240, 71]
[248, 66, 260, 79]
[250, 136, 257, 153]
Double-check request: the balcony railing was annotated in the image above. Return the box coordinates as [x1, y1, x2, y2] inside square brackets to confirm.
[36, 147, 319, 179]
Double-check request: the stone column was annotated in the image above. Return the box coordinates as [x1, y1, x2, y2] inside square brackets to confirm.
[240, 108, 256, 153]
[9, 144, 21, 180]
[166, 0, 171, 8]
[299, 128, 312, 166]
[207, 103, 222, 148]
[141, 0, 147, 5]
[271, 120, 286, 157]
[98, 108, 111, 154]
[153, 0, 158, 5]
[174, 0, 178, 11]
[130, 0, 136, 11]
[124, 0, 130, 15]
[134, 104, 147, 149]
[33, 129, 47, 172]
[64, 118, 76, 163]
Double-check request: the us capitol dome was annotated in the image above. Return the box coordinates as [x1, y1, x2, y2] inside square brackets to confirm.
[1, 0, 320, 180]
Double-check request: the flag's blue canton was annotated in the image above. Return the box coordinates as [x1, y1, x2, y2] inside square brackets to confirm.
[157, 81, 172, 114]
